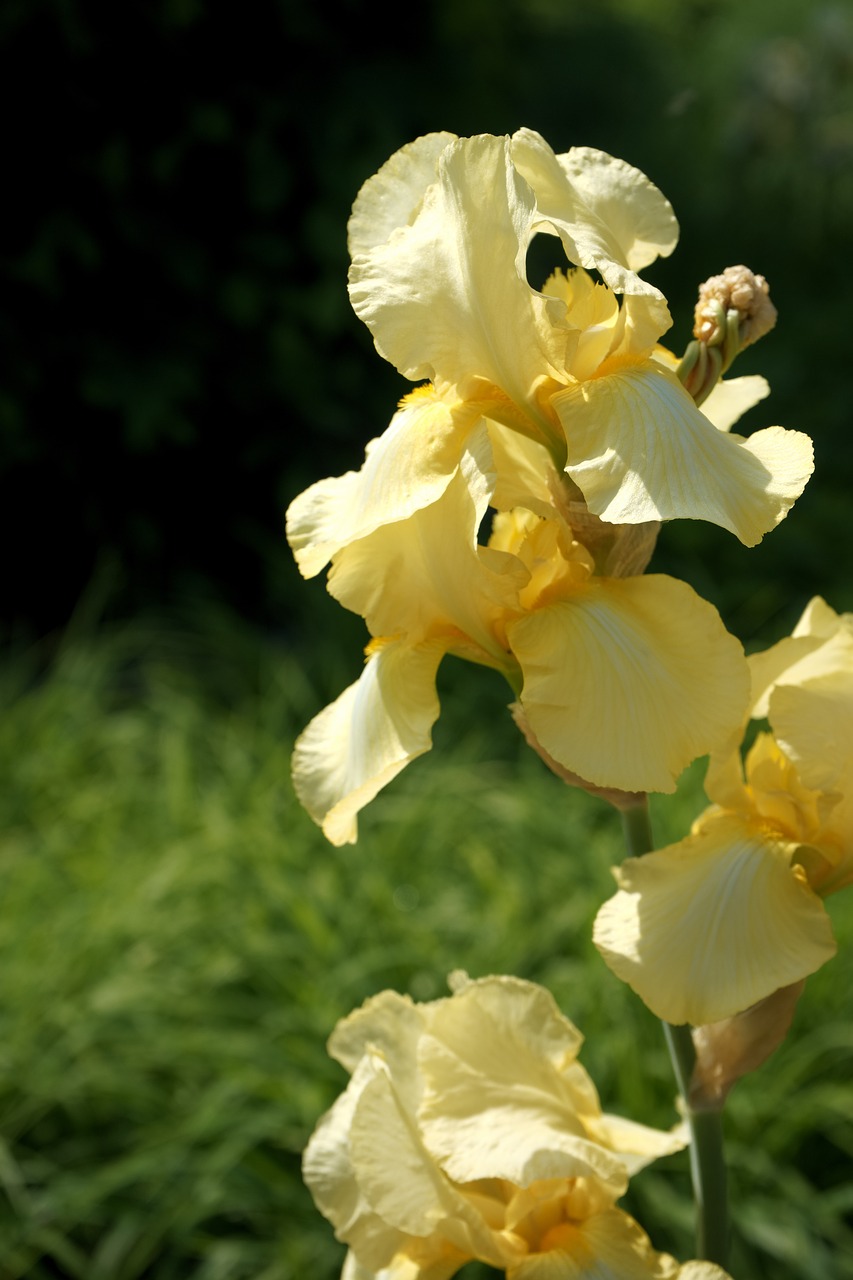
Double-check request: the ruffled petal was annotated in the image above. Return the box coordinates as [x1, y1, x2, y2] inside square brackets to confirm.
[553, 360, 814, 544]
[426, 974, 586, 1068]
[303, 1056, 409, 1269]
[414, 977, 626, 1194]
[748, 598, 847, 717]
[511, 129, 676, 352]
[418, 1033, 627, 1192]
[552, 147, 679, 273]
[349, 134, 570, 426]
[291, 638, 446, 846]
[347, 132, 458, 257]
[414, 977, 680, 1190]
[286, 387, 480, 578]
[349, 1063, 516, 1270]
[329, 988, 428, 1087]
[508, 575, 749, 795]
[593, 813, 837, 1025]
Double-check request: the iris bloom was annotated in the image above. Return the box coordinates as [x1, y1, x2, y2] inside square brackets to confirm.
[303, 973, 730, 1280]
[288, 128, 812, 579]
[290, 424, 749, 845]
[594, 597, 853, 1027]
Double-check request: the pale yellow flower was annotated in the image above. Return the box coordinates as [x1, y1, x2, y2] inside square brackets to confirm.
[303, 974, 728, 1280]
[322, 128, 812, 552]
[291, 425, 749, 845]
[594, 597, 853, 1026]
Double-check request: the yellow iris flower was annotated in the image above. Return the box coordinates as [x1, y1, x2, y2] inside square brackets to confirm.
[291, 421, 749, 845]
[303, 973, 731, 1280]
[594, 597, 853, 1027]
[289, 128, 812, 561]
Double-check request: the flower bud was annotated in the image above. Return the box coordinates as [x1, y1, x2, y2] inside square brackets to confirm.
[693, 265, 777, 350]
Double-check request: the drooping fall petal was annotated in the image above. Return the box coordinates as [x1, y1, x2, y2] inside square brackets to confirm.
[553, 360, 814, 544]
[286, 387, 482, 579]
[325, 434, 522, 664]
[291, 638, 446, 846]
[508, 574, 749, 795]
[593, 812, 837, 1025]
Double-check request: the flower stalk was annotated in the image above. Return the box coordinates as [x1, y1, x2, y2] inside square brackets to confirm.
[620, 796, 730, 1268]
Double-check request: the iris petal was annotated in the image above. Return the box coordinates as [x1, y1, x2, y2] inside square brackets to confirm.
[350, 1067, 514, 1268]
[286, 388, 481, 579]
[509, 1208, 678, 1280]
[511, 129, 677, 352]
[291, 639, 446, 846]
[554, 361, 813, 544]
[302, 1057, 409, 1269]
[593, 813, 837, 1025]
[508, 575, 749, 794]
[349, 134, 569, 422]
[347, 131, 457, 257]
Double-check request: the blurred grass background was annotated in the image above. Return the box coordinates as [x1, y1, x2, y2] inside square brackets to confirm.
[1, 0, 853, 1275]
[1, 609, 852, 1278]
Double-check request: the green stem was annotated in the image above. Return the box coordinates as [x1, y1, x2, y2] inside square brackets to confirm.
[621, 799, 730, 1268]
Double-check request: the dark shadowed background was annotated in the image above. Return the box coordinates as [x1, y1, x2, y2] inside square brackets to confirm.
[2, 0, 852, 650]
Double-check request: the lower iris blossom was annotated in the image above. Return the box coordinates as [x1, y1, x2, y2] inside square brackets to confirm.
[303, 973, 731, 1280]
[594, 596, 853, 1027]
[290, 420, 749, 845]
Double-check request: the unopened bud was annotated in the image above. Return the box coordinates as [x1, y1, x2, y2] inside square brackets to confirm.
[689, 980, 804, 1109]
[678, 265, 777, 407]
[694, 265, 777, 350]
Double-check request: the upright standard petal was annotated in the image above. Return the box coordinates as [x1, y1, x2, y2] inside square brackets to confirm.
[508, 574, 749, 795]
[303, 1056, 410, 1270]
[417, 981, 629, 1194]
[347, 132, 458, 257]
[553, 360, 814, 543]
[349, 134, 570, 435]
[511, 129, 677, 352]
[593, 813, 837, 1026]
[416, 976, 683, 1193]
[510, 131, 678, 287]
[348, 1063, 511, 1268]
[291, 638, 446, 846]
[305, 975, 716, 1280]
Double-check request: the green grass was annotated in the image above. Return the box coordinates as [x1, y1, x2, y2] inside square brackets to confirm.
[1, 607, 851, 1278]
